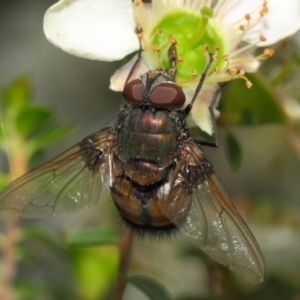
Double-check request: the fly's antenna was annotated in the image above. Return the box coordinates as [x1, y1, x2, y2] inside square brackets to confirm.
[168, 43, 177, 82]
[124, 27, 144, 86]
[166, 35, 180, 82]
[184, 54, 214, 116]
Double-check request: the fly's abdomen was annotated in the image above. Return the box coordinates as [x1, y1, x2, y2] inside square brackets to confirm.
[111, 175, 190, 232]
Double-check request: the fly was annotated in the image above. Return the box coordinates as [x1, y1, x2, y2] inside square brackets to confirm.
[0, 38, 265, 284]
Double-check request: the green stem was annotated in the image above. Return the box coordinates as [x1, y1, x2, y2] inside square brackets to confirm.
[189, 6, 213, 48]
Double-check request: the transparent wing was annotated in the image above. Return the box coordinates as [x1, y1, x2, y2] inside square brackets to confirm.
[159, 142, 265, 283]
[0, 128, 114, 218]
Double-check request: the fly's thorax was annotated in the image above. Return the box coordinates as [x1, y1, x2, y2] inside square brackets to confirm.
[116, 106, 186, 168]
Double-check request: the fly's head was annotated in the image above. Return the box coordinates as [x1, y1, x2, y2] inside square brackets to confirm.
[122, 68, 186, 109]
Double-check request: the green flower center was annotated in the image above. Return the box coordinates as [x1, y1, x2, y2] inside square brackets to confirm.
[150, 7, 225, 84]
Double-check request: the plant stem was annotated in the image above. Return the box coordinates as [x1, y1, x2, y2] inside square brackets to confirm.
[0, 145, 28, 300]
[0, 220, 19, 300]
[112, 229, 134, 300]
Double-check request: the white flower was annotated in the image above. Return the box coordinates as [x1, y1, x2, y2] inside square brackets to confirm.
[44, 0, 300, 134]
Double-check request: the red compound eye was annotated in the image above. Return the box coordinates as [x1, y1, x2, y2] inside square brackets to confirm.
[149, 83, 186, 107]
[123, 79, 145, 103]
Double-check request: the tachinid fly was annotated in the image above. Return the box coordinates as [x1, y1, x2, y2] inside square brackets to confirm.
[0, 43, 265, 283]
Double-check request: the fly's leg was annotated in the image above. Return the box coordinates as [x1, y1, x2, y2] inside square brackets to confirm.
[193, 82, 229, 148]
[124, 27, 143, 86]
[193, 87, 221, 148]
[79, 135, 105, 170]
[184, 53, 214, 117]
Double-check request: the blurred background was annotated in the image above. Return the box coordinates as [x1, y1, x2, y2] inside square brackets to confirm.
[1, 0, 300, 299]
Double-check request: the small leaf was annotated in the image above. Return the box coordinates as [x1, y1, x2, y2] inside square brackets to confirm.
[68, 228, 119, 247]
[16, 105, 52, 136]
[225, 131, 242, 171]
[219, 73, 287, 127]
[1, 76, 31, 112]
[70, 246, 119, 300]
[0, 173, 9, 193]
[29, 124, 73, 154]
[128, 275, 171, 300]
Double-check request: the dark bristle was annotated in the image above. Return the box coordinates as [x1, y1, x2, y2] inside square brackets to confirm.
[117, 215, 178, 242]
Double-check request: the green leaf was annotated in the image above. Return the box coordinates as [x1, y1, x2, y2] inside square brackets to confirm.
[0, 121, 4, 142]
[29, 123, 73, 154]
[1, 75, 31, 112]
[16, 105, 52, 136]
[68, 228, 119, 247]
[219, 73, 287, 127]
[128, 275, 171, 300]
[0, 173, 9, 193]
[70, 246, 119, 300]
[225, 131, 243, 171]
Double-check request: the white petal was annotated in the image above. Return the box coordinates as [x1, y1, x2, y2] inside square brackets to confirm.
[190, 87, 219, 135]
[44, 0, 139, 61]
[110, 55, 149, 91]
[246, 0, 300, 46]
[223, 0, 300, 46]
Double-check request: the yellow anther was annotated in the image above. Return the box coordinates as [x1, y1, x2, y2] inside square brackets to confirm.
[168, 35, 177, 44]
[264, 48, 274, 57]
[239, 70, 245, 77]
[245, 14, 251, 21]
[177, 56, 183, 62]
[152, 44, 161, 52]
[260, 35, 267, 42]
[223, 54, 229, 61]
[212, 54, 218, 61]
[229, 68, 238, 75]
[246, 81, 253, 88]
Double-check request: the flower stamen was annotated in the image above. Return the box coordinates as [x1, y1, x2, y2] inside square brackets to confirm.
[230, 35, 267, 57]
[212, 54, 218, 61]
[226, 68, 252, 88]
[223, 54, 229, 61]
[177, 56, 183, 62]
[229, 68, 238, 75]
[168, 35, 177, 45]
[134, 0, 148, 38]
